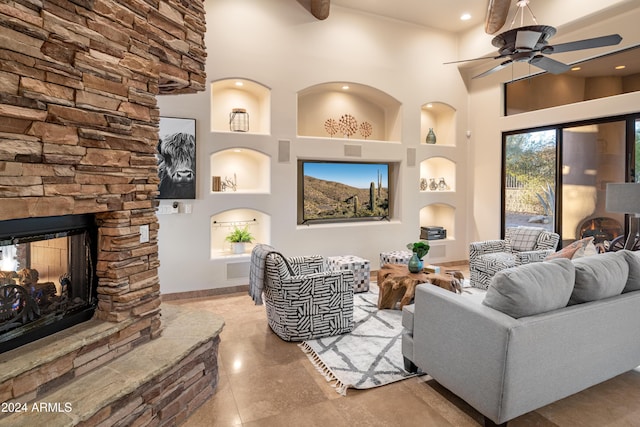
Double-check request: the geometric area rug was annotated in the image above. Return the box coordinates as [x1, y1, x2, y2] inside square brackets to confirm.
[299, 287, 422, 395]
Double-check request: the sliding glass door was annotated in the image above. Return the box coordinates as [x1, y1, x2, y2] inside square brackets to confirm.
[502, 114, 638, 247]
[503, 130, 557, 232]
[562, 122, 626, 248]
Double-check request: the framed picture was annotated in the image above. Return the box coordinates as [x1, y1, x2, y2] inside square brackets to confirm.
[157, 117, 196, 199]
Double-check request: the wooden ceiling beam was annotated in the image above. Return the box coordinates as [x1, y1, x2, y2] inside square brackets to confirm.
[299, 0, 330, 20]
[311, 0, 330, 20]
[485, 0, 511, 34]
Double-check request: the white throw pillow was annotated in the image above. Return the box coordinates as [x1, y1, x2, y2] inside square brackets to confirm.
[570, 252, 628, 304]
[482, 258, 575, 319]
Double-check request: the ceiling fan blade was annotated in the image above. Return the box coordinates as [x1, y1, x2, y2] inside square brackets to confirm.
[443, 55, 502, 65]
[549, 34, 622, 54]
[529, 55, 570, 74]
[515, 30, 541, 50]
[472, 60, 512, 79]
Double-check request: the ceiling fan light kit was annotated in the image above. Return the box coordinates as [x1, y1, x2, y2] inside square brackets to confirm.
[451, 0, 623, 79]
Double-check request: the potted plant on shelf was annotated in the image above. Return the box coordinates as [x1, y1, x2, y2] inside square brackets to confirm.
[225, 225, 254, 254]
[406, 241, 430, 273]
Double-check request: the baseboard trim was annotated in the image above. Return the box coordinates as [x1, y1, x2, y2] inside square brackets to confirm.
[162, 284, 249, 301]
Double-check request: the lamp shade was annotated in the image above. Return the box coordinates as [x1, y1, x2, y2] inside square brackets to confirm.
[606, 183, 640, 213]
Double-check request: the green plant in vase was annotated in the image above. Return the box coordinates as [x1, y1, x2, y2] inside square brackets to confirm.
[225, 225, 254, 254]
[406, 241, 430, 273]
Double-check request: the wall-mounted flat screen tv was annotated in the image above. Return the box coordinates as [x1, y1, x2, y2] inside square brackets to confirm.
[299, 160, 389, 223]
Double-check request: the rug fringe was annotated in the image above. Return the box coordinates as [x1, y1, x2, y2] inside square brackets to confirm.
[298, 342, 348, 396]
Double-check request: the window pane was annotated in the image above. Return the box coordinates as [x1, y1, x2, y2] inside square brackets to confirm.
[505, 46, 640, 115]
[562, 122, 626, 249]
[504, 130, 556, 233]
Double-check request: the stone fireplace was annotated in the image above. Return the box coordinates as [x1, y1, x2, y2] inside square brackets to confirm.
[0, 1, 218, 425]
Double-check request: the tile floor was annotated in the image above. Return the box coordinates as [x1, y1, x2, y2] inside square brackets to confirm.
[167, 266, 640, 427]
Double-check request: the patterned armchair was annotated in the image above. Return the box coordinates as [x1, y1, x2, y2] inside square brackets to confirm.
[249, 244, 354, 341]
[469, 226, 560, 289]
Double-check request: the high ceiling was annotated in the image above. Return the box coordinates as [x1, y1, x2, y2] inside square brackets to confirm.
[331, 0, 488, 33]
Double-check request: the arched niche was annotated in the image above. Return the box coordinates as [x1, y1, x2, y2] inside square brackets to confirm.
[210, 148, 270, 194]
[419, 157, 455, 192]
[210, 209, 271, 258]
[297, 82, 401, 141]
[420, 102, 456, 146]
[210, 78, 271, 134]
[419, 203, 455, 239]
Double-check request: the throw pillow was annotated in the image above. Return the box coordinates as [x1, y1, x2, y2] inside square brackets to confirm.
[619, 250, 640, 293]
[482, 258, 575, 319]
[506, 226, 544, 252]
[570, 252, 628, 304]
[545, 237, 594, 260]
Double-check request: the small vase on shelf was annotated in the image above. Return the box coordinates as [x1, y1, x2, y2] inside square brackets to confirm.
[408, 253, 424, 273]
[438, 177, 447, 191]
[425, 128, 436, 144]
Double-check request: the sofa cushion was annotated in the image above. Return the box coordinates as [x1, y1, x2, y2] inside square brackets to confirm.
[482, 258, 575, 319]
[619, 250, 640, 293]
[545, 237, 594, 260]
[570, 252, 628, 304]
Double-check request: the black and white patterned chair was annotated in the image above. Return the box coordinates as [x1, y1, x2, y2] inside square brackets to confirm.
[469, 226, 560, 290]
[249, 244, 355, 341]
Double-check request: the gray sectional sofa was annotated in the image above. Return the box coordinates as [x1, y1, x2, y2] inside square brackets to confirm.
[402, 250, 640, 427]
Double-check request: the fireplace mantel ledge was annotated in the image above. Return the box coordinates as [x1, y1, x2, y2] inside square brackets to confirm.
[0, 314, 140, 385]
[0, 304, 224, 426]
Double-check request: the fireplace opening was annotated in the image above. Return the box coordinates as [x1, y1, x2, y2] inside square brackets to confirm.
[0, 214, 98, 353]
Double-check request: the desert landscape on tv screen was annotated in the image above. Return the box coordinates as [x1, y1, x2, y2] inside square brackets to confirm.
[302, 162, 389, 222]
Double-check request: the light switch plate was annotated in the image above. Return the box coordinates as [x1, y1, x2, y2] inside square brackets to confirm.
[140, 225, 149, 243]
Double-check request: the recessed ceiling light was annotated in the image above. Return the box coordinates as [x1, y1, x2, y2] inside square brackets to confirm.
[460, 13, 471, 21]
[615, 65, 626, 70]
[571, 66, 581, 71]
[235, 81, 244, 87]
[342, 85, 350, 90]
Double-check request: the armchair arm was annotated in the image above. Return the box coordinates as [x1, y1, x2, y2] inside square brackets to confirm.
[516, 249, 554, 264]
[469, 240, 507, 261]
[287, 255, 327, 275]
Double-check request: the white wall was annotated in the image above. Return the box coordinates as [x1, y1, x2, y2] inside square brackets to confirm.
[156, 0, 469, 293]
[157, 0, 640, 294]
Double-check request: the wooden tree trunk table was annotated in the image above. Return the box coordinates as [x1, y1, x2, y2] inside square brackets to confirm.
[377, 263, 462, 309]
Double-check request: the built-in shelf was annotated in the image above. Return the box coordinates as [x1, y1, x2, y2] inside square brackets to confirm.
[420, 203, 455, 240]
[420, 102, 456, 146]
[297, 82, 401, 141]
[419, 157, 455, 192]
[210, 209, 271, 259]
[210, 148, 270, 194]
[210, 78, 270, 134]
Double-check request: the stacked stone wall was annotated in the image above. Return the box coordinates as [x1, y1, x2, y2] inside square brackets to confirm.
[0, 0, 206, 328]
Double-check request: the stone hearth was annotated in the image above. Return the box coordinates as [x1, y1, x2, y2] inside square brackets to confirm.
[0, 0, 215, 424]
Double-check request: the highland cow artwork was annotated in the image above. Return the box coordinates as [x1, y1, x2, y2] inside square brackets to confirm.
[157, 117, 196, 199]
[299, 161, 390, 223]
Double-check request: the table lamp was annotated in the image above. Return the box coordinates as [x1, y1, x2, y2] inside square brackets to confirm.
[605, 183, 640, 250]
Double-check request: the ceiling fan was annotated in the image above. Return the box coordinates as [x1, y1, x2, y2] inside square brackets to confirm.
[448, 0, 623, 79]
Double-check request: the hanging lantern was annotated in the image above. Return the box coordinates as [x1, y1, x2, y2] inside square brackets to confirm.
[229, 108, 249, 132]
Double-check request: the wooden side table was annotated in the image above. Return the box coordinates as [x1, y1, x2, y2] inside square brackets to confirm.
[377, 264, 462, 309]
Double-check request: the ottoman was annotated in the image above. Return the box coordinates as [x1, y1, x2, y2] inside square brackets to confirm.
[327, 255, 370, 293]
[379, 250, 413, 266]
